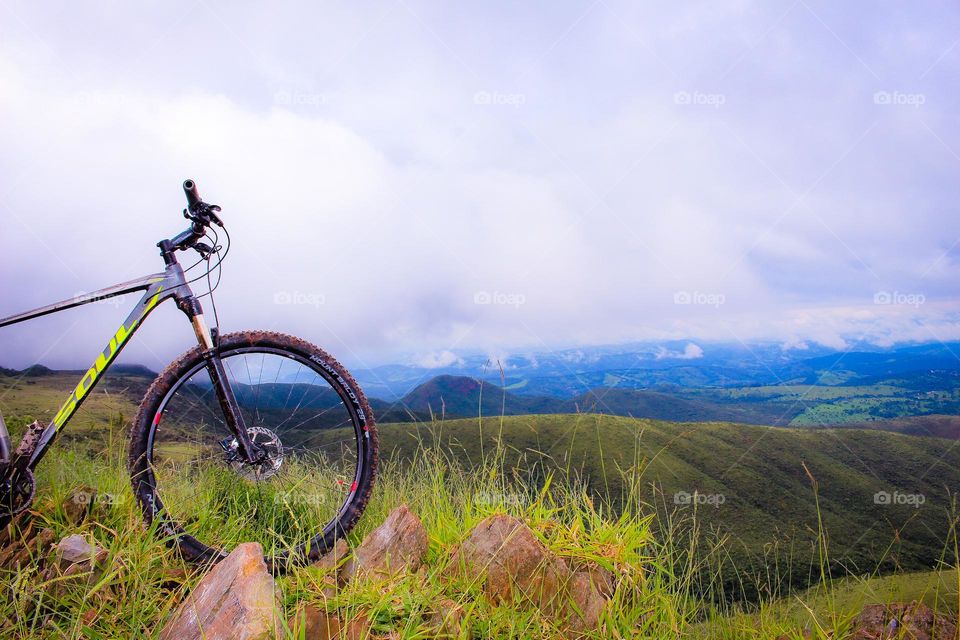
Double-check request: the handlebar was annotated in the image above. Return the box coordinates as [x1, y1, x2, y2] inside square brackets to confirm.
[183, 179, 202, 211]
[158, 179, 224, 262]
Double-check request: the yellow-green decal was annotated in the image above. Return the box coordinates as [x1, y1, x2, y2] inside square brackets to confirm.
[52, 291, 162, 429]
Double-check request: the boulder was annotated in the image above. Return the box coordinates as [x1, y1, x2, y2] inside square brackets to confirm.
[343, 505, 427, 579]
[447, 514, 607, 636]
[159, 542, 281, 640]
[851, 601, 957, 640]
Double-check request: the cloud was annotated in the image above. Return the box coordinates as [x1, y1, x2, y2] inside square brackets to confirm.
[656, 343, 705, 360]
[412, 350, 464, 369]
[0, 2, 958, 370]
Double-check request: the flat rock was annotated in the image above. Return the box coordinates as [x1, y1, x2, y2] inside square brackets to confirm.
[159, 542, 281, 640]
[343, 505, 427, 579]
[851, 602, 957, 640]
[43, 533, 109, 597]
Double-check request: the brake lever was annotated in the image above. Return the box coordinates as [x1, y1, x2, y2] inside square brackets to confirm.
[183, 202, 224, 227]
[193, 242, 221, 260]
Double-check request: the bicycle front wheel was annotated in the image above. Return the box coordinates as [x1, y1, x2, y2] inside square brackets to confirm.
[128, 331, 378, 570]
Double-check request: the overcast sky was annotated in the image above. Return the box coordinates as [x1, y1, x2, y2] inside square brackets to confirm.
[1, 1, 959, 371]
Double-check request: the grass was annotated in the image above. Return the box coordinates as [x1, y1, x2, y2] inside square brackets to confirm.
[0, 416, 956, 639]
[1, 372, 958, 637]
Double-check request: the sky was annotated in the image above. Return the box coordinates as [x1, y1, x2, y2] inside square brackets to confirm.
[1, 1, 959, 372]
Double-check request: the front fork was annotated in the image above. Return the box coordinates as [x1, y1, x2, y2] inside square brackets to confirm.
[185, 303, 262, 465]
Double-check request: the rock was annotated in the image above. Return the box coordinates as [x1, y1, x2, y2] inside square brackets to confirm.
[0, 516, 45, 568]
[290, 604, 342, 640]
[851, 602, 957, 640]
[159, 542, 282, 640]
[343, 505, 427, 579]
[446, 514, 607, 636]
[43, 534, 109, 597]
[566, 559, 615, 599]
[63, 486, 97, 524]
[428, 597, 469, 638]
[314, 538, 350, 573]
[10, 527, 55, 570]
[289, 604, 371, 640]
[312, 538, 350, 598]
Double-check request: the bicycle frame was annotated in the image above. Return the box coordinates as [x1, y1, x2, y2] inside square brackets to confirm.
[0, 257, 247, 472]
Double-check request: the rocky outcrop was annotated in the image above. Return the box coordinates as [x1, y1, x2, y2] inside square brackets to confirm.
[159, 542, 281, 640]
[343, 505, 428, 579]
[851, 601, 958, 640]
[446, 514, 609, 636]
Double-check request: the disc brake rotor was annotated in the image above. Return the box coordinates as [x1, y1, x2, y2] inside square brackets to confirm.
[220, 426, 284, 481]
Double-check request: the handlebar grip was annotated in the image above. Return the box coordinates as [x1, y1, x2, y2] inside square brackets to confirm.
[183, 179, 202, 210]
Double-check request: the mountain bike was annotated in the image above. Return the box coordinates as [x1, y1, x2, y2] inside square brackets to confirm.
[0, 180, 378, 570]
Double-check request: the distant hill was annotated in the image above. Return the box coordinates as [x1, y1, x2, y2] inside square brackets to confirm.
[109, 364, 157, 378]
[21, 364, 56, 377]
[4, 357, 958, 431]
[400, 375, 564, 418]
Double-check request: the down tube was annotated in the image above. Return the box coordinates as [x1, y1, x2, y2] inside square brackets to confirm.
[28, 285, 170, 467]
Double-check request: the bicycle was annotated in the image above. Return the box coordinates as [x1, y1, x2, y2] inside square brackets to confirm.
[0, 180, 379, 571]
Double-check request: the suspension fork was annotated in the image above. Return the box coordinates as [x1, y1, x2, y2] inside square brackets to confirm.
[179, 296, 262, 464]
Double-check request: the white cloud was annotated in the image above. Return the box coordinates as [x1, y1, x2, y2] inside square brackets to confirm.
[412, 350, 463, 369]
[655, 343, 704, 360]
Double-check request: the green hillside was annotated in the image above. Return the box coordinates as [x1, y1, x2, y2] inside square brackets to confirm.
[361, 414, 959, 596]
